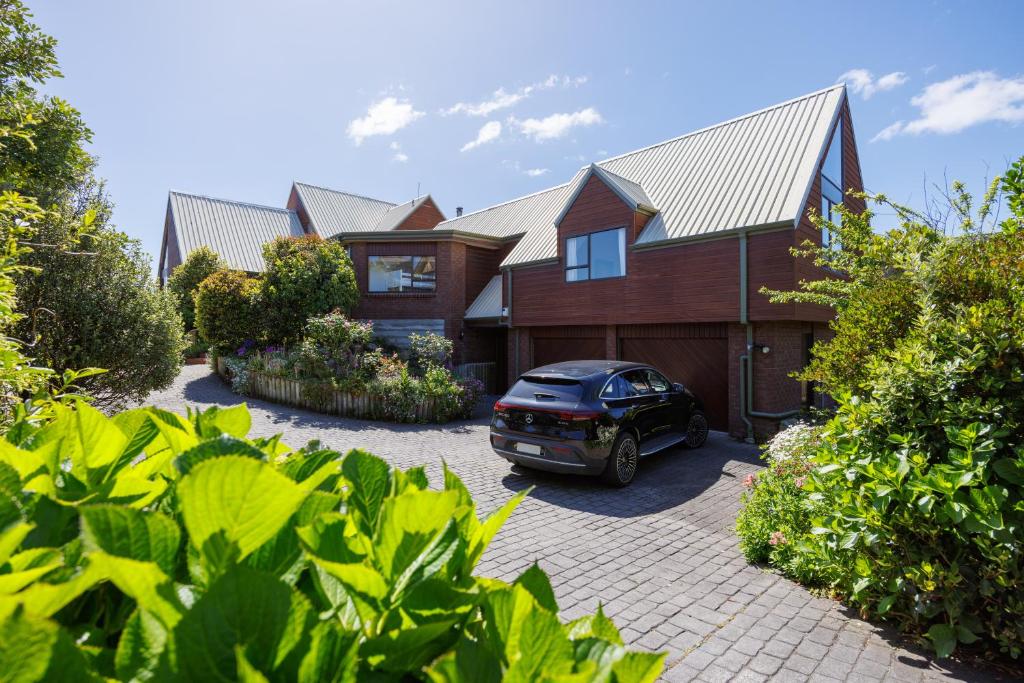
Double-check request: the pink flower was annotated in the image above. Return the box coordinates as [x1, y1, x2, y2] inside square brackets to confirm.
[794, 476, 806, 488]
[769, 531, 787, 546]
[742, 474, 756, 488]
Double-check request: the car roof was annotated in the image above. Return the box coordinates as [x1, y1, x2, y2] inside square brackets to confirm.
[521, 360, 650, 382]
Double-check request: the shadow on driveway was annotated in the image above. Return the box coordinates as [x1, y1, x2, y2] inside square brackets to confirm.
[499, 431, 761, 519]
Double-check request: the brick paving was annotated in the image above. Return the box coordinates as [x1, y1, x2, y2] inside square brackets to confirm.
[143, 365, 997, 682]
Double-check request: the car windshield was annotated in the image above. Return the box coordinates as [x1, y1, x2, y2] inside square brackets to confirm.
[508, 377, 584, 402]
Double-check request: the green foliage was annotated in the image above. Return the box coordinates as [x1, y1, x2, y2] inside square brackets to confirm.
[166, 246, 225, 332]
[744, 159, 1024, 659]
[735, 424, 827, 584]
[410, 331, 453, 372]
[14, 209, 186, 409]
[194, 270, 261, 353]
[260, 236, 358, 345]
[0, 402, 662, 681]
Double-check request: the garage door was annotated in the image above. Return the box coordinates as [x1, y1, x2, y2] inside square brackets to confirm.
[532, 337, 605, 370]
[620, 334, 729, 431]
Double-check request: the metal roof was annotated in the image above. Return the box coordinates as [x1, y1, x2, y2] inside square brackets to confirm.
[167, 191, 305, 273]
[464, 275, 503, 319]
[433, 183, 572, 240]
[374, 195, 440, 231]
[501, 85, 846, 267]
[554, 164, 656, 226]
[292, 182, 397, 236]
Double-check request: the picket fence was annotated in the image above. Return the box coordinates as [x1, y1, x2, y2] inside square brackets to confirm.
[216, 357, 443, 422]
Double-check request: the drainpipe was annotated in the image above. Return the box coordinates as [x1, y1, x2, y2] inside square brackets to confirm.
[505, 268, 519, 378]
[738, 232, 801, 444]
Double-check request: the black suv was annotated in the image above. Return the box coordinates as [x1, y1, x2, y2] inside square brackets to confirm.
[490, 360, 709, 486]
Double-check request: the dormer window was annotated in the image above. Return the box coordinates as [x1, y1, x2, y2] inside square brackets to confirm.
[820, 120, 843, 249]
[565, 227, 626, 282]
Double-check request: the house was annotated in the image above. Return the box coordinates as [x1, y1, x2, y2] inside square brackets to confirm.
[158, 84, 864, 440]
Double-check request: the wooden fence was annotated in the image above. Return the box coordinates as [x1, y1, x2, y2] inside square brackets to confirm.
[216, 357, 442, 422]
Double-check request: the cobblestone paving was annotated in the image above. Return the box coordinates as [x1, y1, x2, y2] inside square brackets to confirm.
[144, 366, 996, 682]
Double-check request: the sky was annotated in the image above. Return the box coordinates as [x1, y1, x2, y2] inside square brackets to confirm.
[29, 0, 1024, 271]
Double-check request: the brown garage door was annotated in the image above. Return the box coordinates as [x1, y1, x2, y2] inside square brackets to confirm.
[532, 337, 605, 370]
[620, 332, 729, 431]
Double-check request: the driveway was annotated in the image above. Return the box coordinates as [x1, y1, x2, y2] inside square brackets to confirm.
[143, 366, 994, 682]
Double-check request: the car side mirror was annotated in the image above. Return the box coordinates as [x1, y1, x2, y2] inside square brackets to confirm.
[672, 383, 685, 393]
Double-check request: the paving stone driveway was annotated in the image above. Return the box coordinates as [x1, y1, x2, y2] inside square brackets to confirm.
[144, 366, 994, 682]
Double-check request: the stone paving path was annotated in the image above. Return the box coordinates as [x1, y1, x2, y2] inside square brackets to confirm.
[143, 366, 998, 682]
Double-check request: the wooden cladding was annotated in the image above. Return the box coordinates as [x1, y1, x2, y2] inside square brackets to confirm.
[617, 323, 727, 339]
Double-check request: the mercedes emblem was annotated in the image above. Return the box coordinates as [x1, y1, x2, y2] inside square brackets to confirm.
[525, 413, 534, 424]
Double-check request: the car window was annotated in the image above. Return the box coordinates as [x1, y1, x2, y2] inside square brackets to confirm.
[644, 369, 671, 393]
[600, 374, 636, 399]
[620, 370, 651, 395]
[508, 377, 583, 402]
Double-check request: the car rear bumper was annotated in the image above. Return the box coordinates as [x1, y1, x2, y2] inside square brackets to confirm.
[489, 430, 610, 475]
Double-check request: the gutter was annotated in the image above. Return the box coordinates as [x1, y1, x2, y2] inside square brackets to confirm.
[738, 231, 800, 444]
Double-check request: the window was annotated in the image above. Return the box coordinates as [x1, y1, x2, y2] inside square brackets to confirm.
[620, 370, 651, 395]
[601, 374, 638, 399]
[368, 255, 436, 292]
[642, 369, 671, 393]
[565, 227, 626, 282]
[820, 120, 843, 250]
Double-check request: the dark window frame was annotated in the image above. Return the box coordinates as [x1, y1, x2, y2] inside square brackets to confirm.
[367, 254, 437, 293]
[564, 226, 627, 283]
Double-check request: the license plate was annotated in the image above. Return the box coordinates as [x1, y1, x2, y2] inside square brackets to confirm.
[517, 443, 542, 455]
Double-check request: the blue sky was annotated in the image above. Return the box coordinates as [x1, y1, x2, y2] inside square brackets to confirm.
[31, 0, 1024, 268]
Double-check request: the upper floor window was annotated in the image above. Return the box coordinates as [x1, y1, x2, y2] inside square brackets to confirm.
[565, 227, 626, 282]
[820, 120, 843, 250]
[368, 255, 436, 292]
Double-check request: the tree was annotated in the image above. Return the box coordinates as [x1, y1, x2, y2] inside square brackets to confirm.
[194, 269, 261, 352]
[167, 245, 225, 331]
[259, 235, 358, 344]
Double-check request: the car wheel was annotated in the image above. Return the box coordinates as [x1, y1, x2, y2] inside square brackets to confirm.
[601, 432, 639, 487]
[684, 410, 709, 448]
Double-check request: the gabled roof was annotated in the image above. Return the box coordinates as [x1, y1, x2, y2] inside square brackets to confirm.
[291, 182, 397, 237]
[465, 275, 503, 320]
[167, 191, 304, 273]
[554, 164, 656, 226]
[433, 184, 572, 240]
[500, 84, 847, 268]
[375, 195, 442, 231]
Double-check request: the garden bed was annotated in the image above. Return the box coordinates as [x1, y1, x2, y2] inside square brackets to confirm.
[215, 356, 448, 422]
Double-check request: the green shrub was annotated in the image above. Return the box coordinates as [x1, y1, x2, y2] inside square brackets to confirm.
[0, 402, 664, 681]
[260, 236, 358, 345]
[735, 424, 827, 584]
[166, 245, 226, 331]
[747, 158, 1024, 659]
[194, 269, 261, 352]
[410, 331, 453, 371]
[304, 312, 374, 375]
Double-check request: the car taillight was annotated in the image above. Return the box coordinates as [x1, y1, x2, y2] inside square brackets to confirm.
[493, 400, 513, 415]
[555, 410, 601, 425]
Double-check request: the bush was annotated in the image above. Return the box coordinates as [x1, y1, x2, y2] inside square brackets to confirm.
[260, 236, 358, 345]
[736, 424, 825, 583]
[166, 245, 226, 331]
[0, 401, 666, 680]
[194, 269, 261, 352]
[304, 311, 373, 375]
[410, 331, 453, 371]
[747, 158, 1024, 659]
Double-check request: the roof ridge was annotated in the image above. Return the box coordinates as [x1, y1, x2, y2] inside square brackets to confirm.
[436, 182, 572, 225]
[595, 83, 846, 167]
[293, 181, 398, 207]
[168, 190, 295, 214]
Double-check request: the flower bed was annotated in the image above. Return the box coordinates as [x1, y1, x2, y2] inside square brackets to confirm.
[213, 314, 484, 424]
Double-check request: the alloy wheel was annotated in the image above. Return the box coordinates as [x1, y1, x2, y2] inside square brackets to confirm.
[686, 412, 709, 448]
[616, 437, 638, 483]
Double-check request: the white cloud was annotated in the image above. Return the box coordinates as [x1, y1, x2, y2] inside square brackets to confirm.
[346, 97, 424, 145]
[512, 108, 603, 141]
[389, 141, 409, 163]
[524, 168, 549, 177]
[443, 74, 587, 117]
[460, 121, 502, 152]
[871, 71, 1024, 142]
[838, 68, 909, 99]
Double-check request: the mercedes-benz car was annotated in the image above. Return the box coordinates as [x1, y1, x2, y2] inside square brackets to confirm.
[490, 360, 709, 486]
